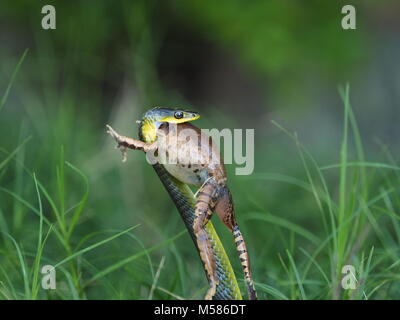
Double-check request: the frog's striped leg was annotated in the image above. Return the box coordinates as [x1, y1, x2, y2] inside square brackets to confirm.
[232, 224, 257, 300]
[215, 187, 258, 300]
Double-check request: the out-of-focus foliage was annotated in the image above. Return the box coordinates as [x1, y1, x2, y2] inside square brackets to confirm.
[0, 1, 399, 300]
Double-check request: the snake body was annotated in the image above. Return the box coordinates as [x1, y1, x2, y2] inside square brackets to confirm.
[152, 163, 242, 299]
[107, 107, 251, 299]
[107, 108, 249, 299]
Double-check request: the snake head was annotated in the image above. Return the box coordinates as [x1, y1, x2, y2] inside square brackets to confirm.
[143, 107, 200, 124]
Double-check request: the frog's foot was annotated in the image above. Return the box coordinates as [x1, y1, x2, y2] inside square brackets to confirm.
[106, 124, 120, 142]
[204, 280, 218, 300]
[106, 125, 129, 162]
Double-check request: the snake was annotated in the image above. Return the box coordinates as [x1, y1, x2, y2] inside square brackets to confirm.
[106, 106, 257, 300]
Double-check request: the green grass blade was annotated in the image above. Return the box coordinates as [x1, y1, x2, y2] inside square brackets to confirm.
[54, 225, 140, 268]
[337, 83, 350, 276]
[65, 161, 89, 237]
[286, 249, 307, 300]
[1, 233, 31, 298]
[245, 212, 320, 245]
[30, 173, 44, 299]
[0, 136, 31, 173]
[86, 230, 186, 284]
[0, 49, 28, 111]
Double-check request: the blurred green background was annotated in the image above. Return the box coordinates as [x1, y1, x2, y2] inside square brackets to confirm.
[0, 0, 399, 299]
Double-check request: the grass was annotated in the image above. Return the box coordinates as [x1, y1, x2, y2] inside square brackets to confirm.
[0, 46, 399, 301]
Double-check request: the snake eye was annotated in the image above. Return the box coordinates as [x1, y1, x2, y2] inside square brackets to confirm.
[174, 111, 184, 119]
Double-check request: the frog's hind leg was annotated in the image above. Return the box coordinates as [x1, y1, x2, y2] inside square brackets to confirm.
[214, 186, 258, 300]
[193, 179, 220, 300]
